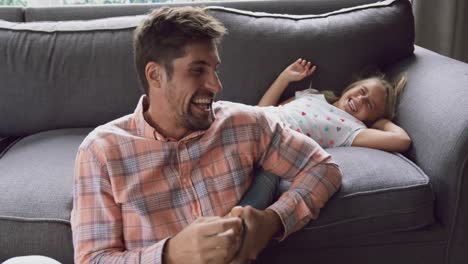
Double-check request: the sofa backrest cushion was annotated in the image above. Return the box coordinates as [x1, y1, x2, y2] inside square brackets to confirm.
[0, 7, 24, 22]
[24, 0, 378, 22]
[0, 16, 144, 137]
[0, 0, 414, 137]
[209, 0, 415, 105]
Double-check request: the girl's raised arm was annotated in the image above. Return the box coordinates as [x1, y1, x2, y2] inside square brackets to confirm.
[257, 58, 316, 106]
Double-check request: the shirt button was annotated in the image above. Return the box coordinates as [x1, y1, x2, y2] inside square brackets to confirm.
[182, 178, 187, 183]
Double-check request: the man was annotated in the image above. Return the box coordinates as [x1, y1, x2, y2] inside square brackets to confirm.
[71, 6, 342, 264]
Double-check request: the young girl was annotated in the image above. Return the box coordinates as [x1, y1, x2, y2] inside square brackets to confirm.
[258, 58, 411, 152]
[239, 58, 410, 209]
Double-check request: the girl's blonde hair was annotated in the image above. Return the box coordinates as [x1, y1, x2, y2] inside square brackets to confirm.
[323, 73, 407, 121]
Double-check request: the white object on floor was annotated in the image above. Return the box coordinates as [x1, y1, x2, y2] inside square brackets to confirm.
[3, 256, 61, 264]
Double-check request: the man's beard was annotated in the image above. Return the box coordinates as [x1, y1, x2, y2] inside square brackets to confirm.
[167, 83, 215, 132]
[181, 108, 214, 131]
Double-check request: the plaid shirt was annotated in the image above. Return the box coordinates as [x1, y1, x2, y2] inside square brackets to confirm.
[72, 96, 342, 264]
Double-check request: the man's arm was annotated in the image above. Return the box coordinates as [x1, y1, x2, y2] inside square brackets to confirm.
[229, 111, 342, 263]
[72, 145, 243, 264]
[258, 111, 342, 239]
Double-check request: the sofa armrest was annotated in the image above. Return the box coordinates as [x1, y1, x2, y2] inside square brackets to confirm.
[0, 137, 20, 158]
[387, 46, 468, 260]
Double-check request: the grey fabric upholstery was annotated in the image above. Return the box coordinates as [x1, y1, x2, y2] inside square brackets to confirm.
[0, 129, 90, 220]
[386, 46, 468, 263]
[0, 17, 143, 137]
[0, 128, 91, 263]
[0, 7, 23, 22]
[24, 0, 378, 22]
[260, 236, 447, 264]
[0, 220, 73, 264]
[277, 147, 433, 243]
[0, 137, 21, 159]
[387, 46, 468, 224]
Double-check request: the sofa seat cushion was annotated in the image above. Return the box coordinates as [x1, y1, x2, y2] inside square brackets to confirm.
[278, 147, 434, 247]
[0, 128, 92, 262]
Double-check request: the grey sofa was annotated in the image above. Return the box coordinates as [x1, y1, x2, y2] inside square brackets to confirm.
[0, 0, 467, 263]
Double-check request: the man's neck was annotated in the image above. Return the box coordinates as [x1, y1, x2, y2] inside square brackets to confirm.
[145, 104, 191, 141]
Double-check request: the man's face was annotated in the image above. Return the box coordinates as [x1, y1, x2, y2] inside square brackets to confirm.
[160, 41, 222, 133]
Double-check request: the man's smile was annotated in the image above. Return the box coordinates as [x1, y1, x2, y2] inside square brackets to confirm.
[191, 96, 213, 113]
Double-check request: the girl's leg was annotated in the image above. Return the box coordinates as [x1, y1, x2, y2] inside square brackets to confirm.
[238, 170, 280, 210]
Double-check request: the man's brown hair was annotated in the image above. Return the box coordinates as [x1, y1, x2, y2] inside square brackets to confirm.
[133, 6, 227, 95]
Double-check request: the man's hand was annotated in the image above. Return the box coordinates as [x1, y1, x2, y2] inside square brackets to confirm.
[279, 58, 316, 84]
[227, 206, 283, 264]
[164, 216, 243, 264]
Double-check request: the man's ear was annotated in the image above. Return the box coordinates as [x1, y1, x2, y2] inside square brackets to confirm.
[145, 62, 162, 89]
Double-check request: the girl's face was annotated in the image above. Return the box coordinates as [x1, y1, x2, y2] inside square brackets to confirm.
[334, 78, 387, 124]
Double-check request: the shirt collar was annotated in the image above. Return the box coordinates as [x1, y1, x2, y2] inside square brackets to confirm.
[134, 95, 211, 142]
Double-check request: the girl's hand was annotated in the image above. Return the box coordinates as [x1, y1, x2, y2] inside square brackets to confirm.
[279, 58, 316, 83]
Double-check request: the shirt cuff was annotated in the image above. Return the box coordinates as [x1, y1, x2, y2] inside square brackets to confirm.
[267, 197, 296, 242]
[141, 237, 171, 264]
[267, 191, 316, 241]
